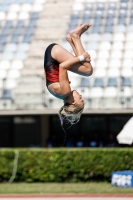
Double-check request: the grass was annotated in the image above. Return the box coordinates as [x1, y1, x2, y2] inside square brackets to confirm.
[0, 182, 133, 194]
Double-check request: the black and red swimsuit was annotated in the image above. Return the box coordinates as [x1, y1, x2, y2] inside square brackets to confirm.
[44, 43, 59, 86]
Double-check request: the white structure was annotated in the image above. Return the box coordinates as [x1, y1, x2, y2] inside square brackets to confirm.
[117, 117, 133, 145]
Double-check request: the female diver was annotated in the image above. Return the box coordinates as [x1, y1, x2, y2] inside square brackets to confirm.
[44, 23, 93, 126]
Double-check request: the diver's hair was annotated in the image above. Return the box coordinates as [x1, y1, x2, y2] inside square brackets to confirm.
[58, 102, 84, 126]
[59, 105, 64, 126]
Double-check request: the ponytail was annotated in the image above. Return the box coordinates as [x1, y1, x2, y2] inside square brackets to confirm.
[58, 106, 64, 126]
[58, 105, 67, 146]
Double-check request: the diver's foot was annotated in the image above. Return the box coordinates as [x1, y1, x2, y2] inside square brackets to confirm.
[65, 34, 72, 43]
[69, 23, 91, 38]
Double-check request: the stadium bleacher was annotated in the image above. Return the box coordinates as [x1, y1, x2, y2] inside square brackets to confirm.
[65, 0, 133, 109]
[0, 0, 47, 109]
[0, 0, 133, 110]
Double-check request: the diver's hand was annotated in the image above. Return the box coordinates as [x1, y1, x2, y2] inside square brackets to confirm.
[82, 52, 91, 62]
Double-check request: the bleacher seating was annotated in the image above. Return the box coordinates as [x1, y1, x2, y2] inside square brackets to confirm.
[0, 0, 133, 110]
[64, 0, 133, 109]
[0, 0, 75, 110]
[0, 0, 48, 109]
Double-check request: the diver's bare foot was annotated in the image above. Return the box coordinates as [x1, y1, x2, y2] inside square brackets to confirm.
[66, 34, 72, 43]
[69, 23, 91, 38]
[76, 24, 82, 28]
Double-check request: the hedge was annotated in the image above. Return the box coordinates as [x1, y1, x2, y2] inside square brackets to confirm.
[0, 148, 133, 182]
